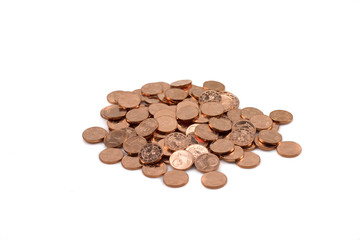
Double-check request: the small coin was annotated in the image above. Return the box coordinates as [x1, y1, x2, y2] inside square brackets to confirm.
[126, 108, 149, 124]
[144, 96, 160, 104]
[142, 162, 167, 178]
[243, 142, 256, 152]
[236, 152, 261, 169]
[194, 124, 218, 142]
[271, 122, 280, 131]
[104, 129, 127, 148]
[220, 91, 239, 112]
[194, 114, 209, 124]
[276, 141, 302, 158]
[177, 122, 188, 133]
[141, 82, 163, 96]
[121, 155, 142, 170]
[232, 120, 257, 136]
[198, 90, 222, 104]
[148, 103, 169, 115]
[164, 132, 189, 151]
[203, 80, 225, 91]
[270, 110, 293, 124]
[154, 109, 176, 119]
[186, 124, 199, 136]
[177, 99, 199, 110]
[139, 143, 163, 164]
[99, 148, 124, 164]
[209, 139, 235, 155]
[254, 136, 277, 151]
[123, 136, 147, 155]
[187, 133, 208, 147]
[156, 115, 177, 133]
[100, 105, 127, 120]
[165, 88, 188, 102]
[107, 119, 130, 131]
[176, 105, 199, 121]
[135, 118, 159, 138]
[209, 117, 232, 132]
[82, 127, 108, 143]
[189, 86, 205, 99]
[240, 107, 263, 120]
[170, 79, 192, 89]
[201, 171, 227, 189]
[163, 170, 189, 188]
[107, 90, 123, 104]
[227, 109, 242, 122]
[221, 146, 244, 163]
[250, 115, 273, 131]
[117, 91, 141, 109]
[258, 129, 282, 145]
[185, 144, 209, 159]
[157, 139, 172, 157]
[227, 129, 254, 147]
[169, 150, 194, 170]
[194, 153, 220, 173]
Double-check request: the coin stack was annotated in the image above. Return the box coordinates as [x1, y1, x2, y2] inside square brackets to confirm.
[82, 80, 302, 189]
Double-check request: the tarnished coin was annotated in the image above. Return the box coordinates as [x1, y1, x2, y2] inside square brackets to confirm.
[121, 155, 142, 170]
[194, 124, 218, 142]
[220, 92, 239, 112]
[142, 162, 167, 178]
[104, 129, 127, 148]
[201, 171, 227, 189]
[250, 115, 273, 131]
[221, 146, 244, 163]
[186, 124, 199, 136]
[232, 120, 257, 136]
[141, 82, 163, 96]
[157, 139, 172, 157]
[254, 136, 277, 151]
[227, 109, 242, 122]
[156, 115, 177, 133]
[270, 110, 293, 124]
[189, 86, 205, 99]
[135, 118, 158, 137]
[169, 150, 194, 170]
[176, 105, 199, 121]
[100, 105, 127, 120]
[258, 129, 282, 145]
[240, 107, 263, 120]
[209, 139, 235, 155]
[203, 80, 225, 91]
[200, 102, 224, 117]
[164, 132, 189, 151]
[126, 108, 149, 124]
[209, 117, 232, 132]
[276, 141, 302, 158]
[99, 148, 124, 164]
[123, 136, 147, 155]
[170, 79, 192, 89]
[195, 153, 220, 173]
[148, 103, 169, 115]
[117, 91, 141, 109]
[163, 170, 189, 188]
[165, 88, 188, 102]
[83, 127, 108, 143]
[198, 90, 222, 104]
[107, 119, 130, 131]
[227, 129, 254, 147]
[107, 90, 124, 104]
[185, 144, 209, 159]
[139, 143, 163, 164]
[236, 152, 261, 169]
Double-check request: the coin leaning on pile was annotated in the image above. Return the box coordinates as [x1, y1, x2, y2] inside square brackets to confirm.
[83, 80, 302, 189]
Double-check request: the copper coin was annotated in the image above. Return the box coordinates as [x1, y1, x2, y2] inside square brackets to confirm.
[177, 122, 188, 133]
[121, 155, 142, 170]
[209, 117, 232, 132]
[165, 88, 188, 102]
[157, 139, 172, 157]
[198, 90, 222, 105]
[107, 90, 123, 104]
[250, 115, 273, 131]
[164, 132, 189, 151]
[148, 103, 169, 115]
[139, 143, 163, 164]
[258, 129, 282, 145]
[187, 133, 208, 147]
[169, 150, 194, 170]
[125, 108, 149, 124]
[209, 139, 235, 155]
[154, 109, 176, 119]
[163, 170, 189, 188]
[116, 91, 141, 109]
[104, 129, 127, 148]
[153, 131, 167, 140]
[203, 80, 225, 91]
[107, 119, 130, 131]
[100, 105, 127, 120]
[142, 162, 167, 178]
[201, 171, 227, 189]
[176, 99, 199, 110]
[221, 146, 244, 163]
[144, 96, 160, 104]
[200, 102, 224, 117]
[227, 129, 254, 147]
[232, 120, 257, 136]
[82, 127, 108, 143]
[185, 124, 199, 136]
[271, 122, 280, 131]
[157, 92, 170, 104]
[133, 89, 145, 101]
[170, 79, 192, 89]
[240, 107, 263, 120]
[189, 85, 205, 99]
[220, 91, 239, 112]
[135, 118, 158, 138]
[99, 148, 124, 164]
[236, 152, 261, 169]
[123, 136, 147, 155]
[243, 142, 256, 152]
[194, 114, 209, 124]
[276, 141, 302, 158]
[254, 136, 277, 151]
[141, 82, 163, 96]
[195, 153, 220, 173]
[270, 110, 293, 124]
[156, 115, 177, 133]
[159, 81, 170, 92]
[227, 109, 242, 122]
[176, 105, 199, 121]
[194, 124, 218, 142]
[185, 144, 209, 159]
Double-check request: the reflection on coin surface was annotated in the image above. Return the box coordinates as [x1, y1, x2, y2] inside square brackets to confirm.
[195, 153, 220, 173]
[169, 150, 194, 170]
[186, 144, 209, 160]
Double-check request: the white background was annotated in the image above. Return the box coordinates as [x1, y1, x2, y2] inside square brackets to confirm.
[1, 1, 359, 240]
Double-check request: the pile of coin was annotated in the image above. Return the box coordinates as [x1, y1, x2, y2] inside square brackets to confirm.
[83, 80, 302, 189]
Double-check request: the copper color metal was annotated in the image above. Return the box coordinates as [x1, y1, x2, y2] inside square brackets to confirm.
[203, 80, 225, 91]
[220, 92, 239, 112]
[116, 91, 141, 109]
[201, 171, 227, 189]
[176, 105, 199, 121]
[194, 153, 220, 173]
[142, 163, 167, 178]
[194, 124, 218, 142]
[99, 148, 124, 164]
[126, 108, 149, 124]
[107, 119, 130, 131]
[139, 143, 163, 164]
[270, 110, 293, 124]
[198, 90, 221, 104]
[240, 107, 263, 120]
[123, 136, 147, 155]
[100, 105, 127, 120]
[189, 86, 205, 99]
[254, 136, 277, 151]
[200, 102, 224, 117]
[141, 82, 163, 96]
[185, 124, 199, 136]
[169, 150, 194, 170]
[209, 139, 235, 155]
[157, 139, 172, 157]
[221, 146, 244, 163]
[163, 170, 189, 188]
[276, 141, 302, 158]
[83, 127, 108, 143]
[148, 103, 169, 115]
[156, 116, 178, 133]
[250, 115, 273, 131]
[227, 109, 242, 122]
[258, 129, 282, 145]
[165, 88, 188, 101]
[135, 118, 158, 138]
[121, 155, 142, 170]
[170, 79, 192, 89]
[209, 117, 232, 132]
[236, 152, 261, 169]
[107, 90, 123, 104]
[104, 130, 127, 148]
[164, 132, 189, 151]
[185, 144, 209, 160]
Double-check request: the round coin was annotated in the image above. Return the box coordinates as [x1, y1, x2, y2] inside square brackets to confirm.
[232, 120, 257, 136]
[240, 107, 263, 120]
[270, 110, 293, 124]
[164, 132, 190, 151]
[154, 109, 176, 119]
[209, 139, 235, 155]
[82, 127, 108, 143]
[176, 105, 199, 121]
[163, 170, 189, 188]
[148, 103, 169, 115]
[276, 141, 302, 158]
[157, 139, 172, 157]
[156, 115, 178, 133]
[100, 105, 127, 120]
[165, 88, 188, 102]
[221, 146, 244, 163]
[117, 91, 141, 109]
[250, 115, 273, 131]
[209, 117, 232, 132]
[194, 124, 218, 142]
[170, 79, 192, 89]
[141, 82, 163, 96]
[194, 153, 220, 173]
[200, 102, 224, 117]
[121, 155, 142, 170]
[203, 80, 225, 91]
[185, 124, 199, 136]
[169, 150, 194, 170]
[254, 136, 277, 151]
[107, 119, 130, 131]
[126, 108, 149, 124]
[139, 143, 163, 164]
[258, 129, 282, 145]
[220, 91, 239, 112]
[99, 148, 124, 164]
[135, 118, 159, 138]
[189, 86, 205, 99]
[236, 152, 261, 169]
[104, 129, 127, 148]
[198, 90, 222, 104]
[201, 171, 227, 189]
[185, 144, 209, 159]
[107, 90, 123, 104]
[227, 129, 254, 147]
[227, 109, 242, 122]
[123, 136, 147, 155]
[142, 163, 167, 178]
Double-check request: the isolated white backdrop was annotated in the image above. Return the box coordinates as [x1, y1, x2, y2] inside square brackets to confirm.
[1, 1, 359, 240]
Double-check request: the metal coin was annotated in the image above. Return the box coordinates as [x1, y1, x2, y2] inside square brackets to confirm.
[170, 79, 192, 89]
[227, 109, 242, 122]
[220, 91, 239, 112]
[139, 143, 163, 165]
[198, 90, 221, 104]
[142, 162, 167, 178]
[82, 127, 108, 143]
[243, 142, 256, 152]
[157, 139, 172, 157]
[100, 105, 127, 120]
[156, 115, 178, 133]
[163, 170, 189, 188]
[227, 129, 254, 147]
[254, 136, 277, 151]
[221, 146, 244, 163]
[250, 115, 273, 131]
[135, 118, 158, 138]
[116, 91, 141, 109]
[240, 107, 263, 120]
[107, 119, 130, 131]
[203, 80, 225, 91]
[121, 155, 142, 170]
[194, 124, 218, 142]
[200, 102, 224, 117]
[176, 105, 199, 121]
[104, 129, 127, 148]
[164, 132, 189, 151]
[148, 103, 169, 115]
[194, 153, 220, 173]
[276, 141, 302, 158]
[165, 88, 188, 102]
[154, 109, 176, 119]
[236, 152, 261, 169]
[185, 124, 200, 136]
[107, 90, 124, 104]
[232, 120, 256, 136]
[169, 150, 194, 170]
[185, 144, 209, 159]
[99, 148, 124, 164]
[270, 110, 293, 124]
[126, 108, 149, 124]
[201, 171, 227, 189]
[258, 129, 282, 145]
[189, 85, 205, 99]
[209, 117, 232, 132]
[123, 136, 147, 155]
[141, 82, 163, 96]
[209, 139, 235, 155]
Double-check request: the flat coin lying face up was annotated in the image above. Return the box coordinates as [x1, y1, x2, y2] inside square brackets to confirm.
[139, 143, 163, 165]
[276, 141, 302, 158]
[82, 127, 108, 143]
[163, 170, 189, 188]
[169, 150, 194, 170]
[201, 171, 227, 189]
[194, 153, 220, 173]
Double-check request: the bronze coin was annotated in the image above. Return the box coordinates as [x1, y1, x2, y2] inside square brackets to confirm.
[185, 124, 199, 136]
[209, 117, 232, 132]
[142, 162, 167, 178]
[250, 115, 273, 131]
[209, 139, 235, 155]
[126, 108, 149, 124]
[240, 107, 263, 120]
[107, 90, 123, 104]
[121, 155, 142, 170]
[177, 122, 189, 133]
[157, 92, 170, 104]
[227, 129, 254, 147]
[99, 148, 124, 164]
[176, 105, 199, 121]
[116, 91, 141, 109]
[198, 90, 222, 104]
[123, 136, 147, 155]
[203, 80, 225, 91]
[104, 129, 127, 148]
[187, 133, 208, 147]
[135, 118, 158, 138]
[170, 79, 192, 89]
[236, 152, 261, 169]
[176, 99, 199, 110]
[139, 143, 163, 165]
[156, 115, 177, 133]
[270, 110, 293, 124]
[154, 109, 176, 119]
[185, 144, 209, 159]
[220, 91, 239, 112]
[276, 141, 302, 158]
[271, 122, 280, 131]
[232, 120, 256, 136]
[133, 89, 145, 101]
[227, 109, 242, 122]
[169, 150, 194, 170]
[189, 85, 205, 99]
[82, 127, 108, 143]
[194, 124, 218, 142]
[144, 96, 160, 104]
[148, 103, 169, 115]
[221, 146, 244, 163]
[163, 170, 189, 188]
[194, 114, 209, 124]
[195, 153, 220, 173]
[258, 129, 282, 145]
[141, 82, 163, 96]
[164, 132, 189, 151]
[100, 105, 127, 120]
[157, 139, 172, 157]
[200, 102, 224, 117]
[165, 88, 188, 102]
[254, 136, 277, 151]
[243, 142, 256, 152]
[201, 171, 227, 189]
[153, 131, 167, 140]
[159, 81, 171, 92]
[107, 119, 130, 131]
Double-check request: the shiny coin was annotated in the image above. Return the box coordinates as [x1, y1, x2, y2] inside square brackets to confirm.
[203, 80, 225, 91]
[107, 90, 123, 104]
[250, 115, 273, 131]
[139, 143, 163, 165]
[176, 105, 199, 121]
[117, 91, 141, 109]
[107, 119, 130, 131]
[141, 82, 163, 96]
[232, 120, 257, 136]
[169, 150, 194, 170]
[148, 103, 169, 115]
[236, 152, 261, 169]
[142, 163, 167, 178]
[209, 139, 235, 155]
[186, 124, 199, 136]
[189, 86, 205, 99]
[270, 110, 293, 124]
[104, 129, 127, 148]
[254, 136, 277, 151]
[227, 129, 254, 147]
[195, 153, 220, 173]
[276, 141, 302, 158]
[156, 116, 178, 133]
[243, 142, 256, 152]
[198, 90, 222, 104]
[209, 117, 232, 132]
[82, 127, 108, 143]
[200, 99, 224, 118]
[164, 132, 189, 151]
[135, 118, 158, 138]
[165, 88, 188, 102]
[221, 146, 244, 163]
[100, 105, 127, 120]
[194, 124, 218, 142]
[121, 155, 142, 170]
[170, 79, 192, 89]
[157, 139, 172, 157]
[201, 171, 227, 189]
[154, 109, 176, 119]
[240, 107, 263, 120]
[99, 148, 124, 164]
[163, 170, 189, 188]
[144, 96, 160, 104]
[123, 136, 147, 155]
[258, 129, 282, 145]
[185, 144, 209, 159]
[126, 108, 149, 124]
[227, 109, 242, 122]
[220, 91, 239, 112]
[271, 122, 280, 131]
